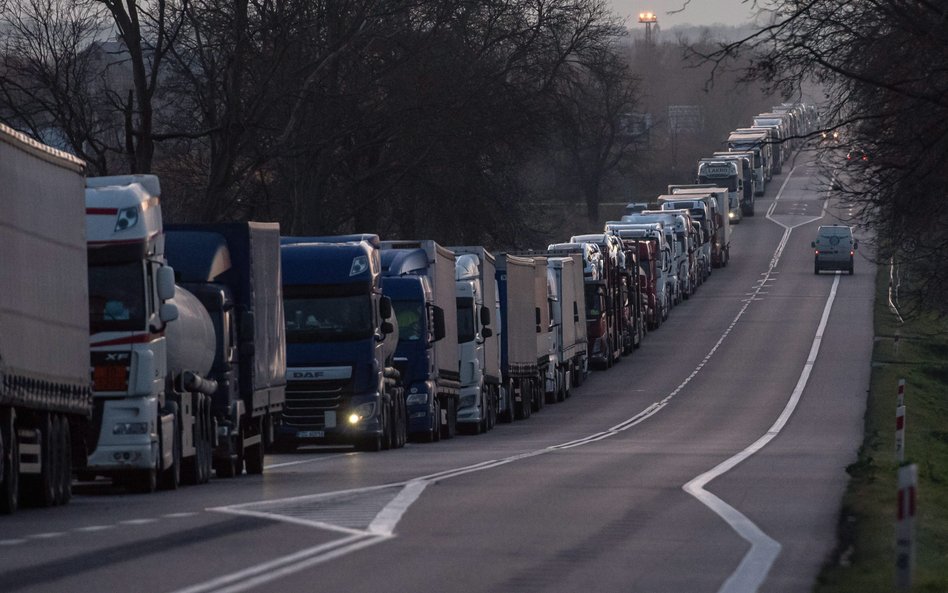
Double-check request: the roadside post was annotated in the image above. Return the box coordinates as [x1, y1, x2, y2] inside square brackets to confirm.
[895, 464, 917, 591]
[895, 379, 906, 464]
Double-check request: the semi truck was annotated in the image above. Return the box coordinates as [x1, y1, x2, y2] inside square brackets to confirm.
[658, 196, 714, 282]
[1, 123, 91, 512]
[495, 254, 543, 420]
[568, 234, 627, 367]
[450, 247, 501, 433]
[164, 223, 286, 477]
[711, 151, 756, 216]
[380, 240, 460, 441]
[85, 177, 284, 491]
[603, 223, 672, 325]
[668, 185, 732, 267]
[544, 253, 589, 392]
[279, 235, 405, 451]
[726, 131, 768, 197]
[697, 158, 745, 220]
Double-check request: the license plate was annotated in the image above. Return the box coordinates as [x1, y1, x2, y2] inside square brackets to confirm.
[324, 411, 336, 428]
[297, 430, 325, 438]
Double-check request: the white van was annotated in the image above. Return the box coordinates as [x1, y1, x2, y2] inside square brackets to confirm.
[812, 225, 858, 274]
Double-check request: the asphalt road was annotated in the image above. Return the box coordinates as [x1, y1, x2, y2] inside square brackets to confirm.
[0, 152, 875, 593]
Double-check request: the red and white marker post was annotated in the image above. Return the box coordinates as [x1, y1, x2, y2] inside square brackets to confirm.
[895, 464, 917, 591]
[895, 379, 906, 464]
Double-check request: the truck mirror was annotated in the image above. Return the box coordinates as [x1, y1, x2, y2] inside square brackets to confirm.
[381, 320, 395, 335]
[157, 266, 176, 301]
[853, 239, 859, 249]
[380, 295, 393, 318]
[159, 302, 179, 323]
[432, 305, 446, 342]
[811, 241, 816, 248]
[482, 327, 493, 338]
[480, 306, 491, 327]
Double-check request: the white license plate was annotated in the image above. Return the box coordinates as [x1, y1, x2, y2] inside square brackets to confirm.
[297, 430, 325, 438]
[324, 411, 336, 428]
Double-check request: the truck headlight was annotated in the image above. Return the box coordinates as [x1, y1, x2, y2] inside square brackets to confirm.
[348, 402, 376, 424]
[459, 393, 476, 408]
[113, 422, 149, 435]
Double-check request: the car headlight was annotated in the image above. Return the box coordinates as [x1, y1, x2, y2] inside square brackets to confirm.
[113, 422, 149, 435]
[347, 402, 376, 424]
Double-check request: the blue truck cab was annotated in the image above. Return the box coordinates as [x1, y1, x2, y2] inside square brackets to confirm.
[277, 235, 404, 452]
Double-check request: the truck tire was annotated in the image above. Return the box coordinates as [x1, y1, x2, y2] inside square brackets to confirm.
[244, 417, 265, 475]
[50, 415, 67, 505]
[21, 413, 56, 507]
[123, 455, 158, 494]
[515, 381, 532, 420]
[498, 384, 514, 424]
[432, 398, 442, 442]
[159, 408, 181, 491]
[1, 409, 19, 514]
[381, 404, 393, 450]
[59, 416, 72, 505]
[356, 432, 382, 452]
[441, 397, 457, 439]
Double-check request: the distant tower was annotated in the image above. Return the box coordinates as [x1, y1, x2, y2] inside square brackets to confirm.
[638, 11, 658, 44]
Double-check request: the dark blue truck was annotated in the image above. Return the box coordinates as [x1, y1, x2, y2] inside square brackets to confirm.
[164, 222, 286, 478]
[277, 235, 405, 452]
[380, 241, 459, 441]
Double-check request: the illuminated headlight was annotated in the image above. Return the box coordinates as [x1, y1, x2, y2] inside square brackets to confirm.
[406, 391, 429, 405]
[347, 402, 376, 424]
[113, 422, 148, 435]
[350, 255, 369, 276]
[459, 393, 476, 408]
[114, 207, 140, 232]
[728, 212, 736, 219]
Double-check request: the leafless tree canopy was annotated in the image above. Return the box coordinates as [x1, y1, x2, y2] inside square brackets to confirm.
[1, 0, 640, 248]
[702, 0, 948, 317]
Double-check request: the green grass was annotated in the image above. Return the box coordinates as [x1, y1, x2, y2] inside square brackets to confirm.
[816, 269, 948, 592]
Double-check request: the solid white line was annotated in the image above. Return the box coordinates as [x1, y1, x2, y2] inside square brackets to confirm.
[120, 518, 158, 526]
[684, 273, 840, 593]
[75, 525, 114, 532]
[368, 480, 429, 536]
[29, 532, 66, 539]
[167, 534, 379, 593]
[0, 539, 26, 546]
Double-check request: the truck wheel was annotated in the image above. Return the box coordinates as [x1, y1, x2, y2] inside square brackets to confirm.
[21, 413, 57, 506]
[432, 398, 442, 442]
[244, 417, 265, 475]
[441, 398, 457, 439]
[532, 380, 544, 412]
[1, 409, 19, 514]
[51, 415, 68, 505]
[381, 404, 393, 450]
[124, 455, 158, 494]
[60, 417, 72, 505]
[199, 398, 213, 483]
[159, 411, 181, 490]
[498, 385, 514, 424]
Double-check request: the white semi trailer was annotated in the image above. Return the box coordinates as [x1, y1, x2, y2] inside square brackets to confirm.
[1, 123, 91, 513]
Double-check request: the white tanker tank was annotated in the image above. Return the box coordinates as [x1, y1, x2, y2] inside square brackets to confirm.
[164, 285, 217, 392]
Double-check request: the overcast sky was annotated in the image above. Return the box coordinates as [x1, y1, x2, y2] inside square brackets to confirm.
[608, 0, 760, 28]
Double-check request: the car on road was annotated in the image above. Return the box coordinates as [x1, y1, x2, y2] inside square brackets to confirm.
[812, 224, 858, 274]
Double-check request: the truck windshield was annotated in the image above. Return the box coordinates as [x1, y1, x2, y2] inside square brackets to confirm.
[284, 294, 373, 342]
[584, 285, 602, 319]
[699, 175, 738, 192]
[88, 262, 147, 333]
[392, 300, 424, 342]
[457, 297, 475, 343]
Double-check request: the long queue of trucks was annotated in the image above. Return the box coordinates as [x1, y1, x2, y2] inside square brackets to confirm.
[1, 102, 818, 513]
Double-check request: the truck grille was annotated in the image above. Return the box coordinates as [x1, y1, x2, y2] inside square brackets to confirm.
[284, 379, 351, 428]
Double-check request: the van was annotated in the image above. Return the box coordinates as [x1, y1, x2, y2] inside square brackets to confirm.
[812, 225, 858, 274]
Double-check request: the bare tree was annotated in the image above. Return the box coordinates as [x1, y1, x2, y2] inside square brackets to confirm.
[698, 0, 948, 316]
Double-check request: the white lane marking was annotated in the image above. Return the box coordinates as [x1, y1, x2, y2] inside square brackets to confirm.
[28, 532, 66, 539]
[683, 163, 840, 593]
[685, 273, 841, 593]
[264, 453, 353, 470]
[172, 163, 820, 593]
[0, 539, 27, 546]
[120, 518, 158, 526]
[166, 533, 383, 593]
[163, 512, 200, 519]
[75, 525, 115, 533]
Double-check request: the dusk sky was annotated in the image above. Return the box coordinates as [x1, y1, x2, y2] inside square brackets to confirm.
[608, 0, 761, 28]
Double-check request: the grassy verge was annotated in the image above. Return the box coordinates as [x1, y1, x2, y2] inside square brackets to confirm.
[816, 267, 948, 592]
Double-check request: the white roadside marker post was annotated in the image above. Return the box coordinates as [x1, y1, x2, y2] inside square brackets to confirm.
[895, 464, 917, 591]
